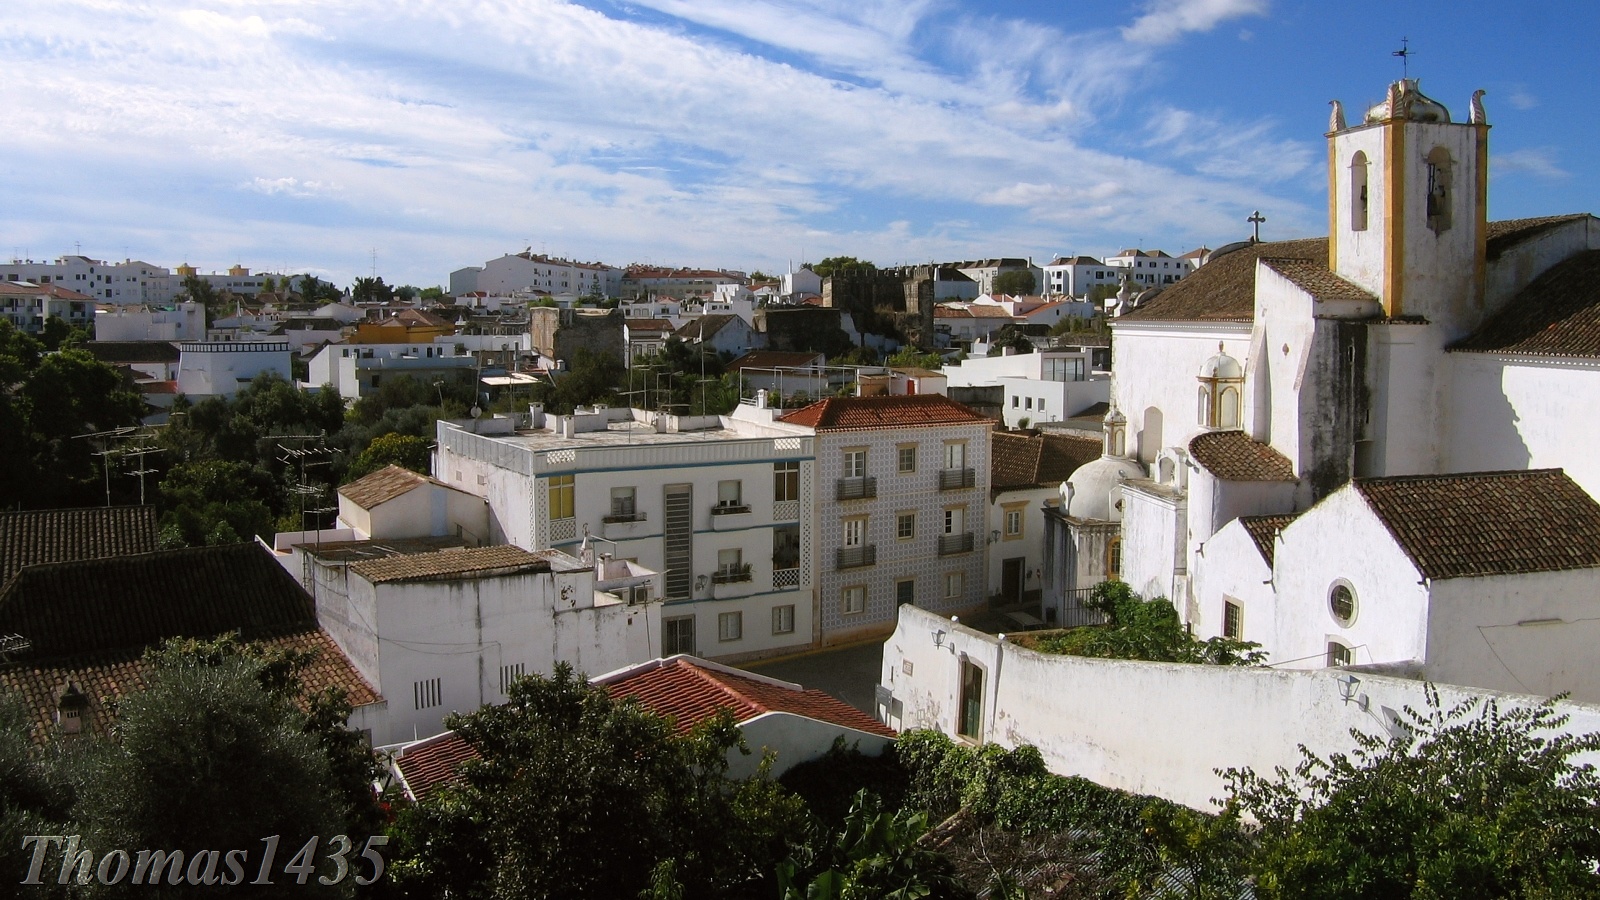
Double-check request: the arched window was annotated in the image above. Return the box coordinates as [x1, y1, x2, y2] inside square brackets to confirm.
[1425, 147, 1453, 234]
[1219, 386, 1240, 428]
[1350, 151, 1369, 232]
[1107, 537, 1122, 578]
[1197, 385, 1211, 427]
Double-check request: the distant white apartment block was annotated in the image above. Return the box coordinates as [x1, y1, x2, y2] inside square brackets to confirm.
[456, 252, 624, 299]
[434, 407, 817, 661]
[943, 348, 1110, 429]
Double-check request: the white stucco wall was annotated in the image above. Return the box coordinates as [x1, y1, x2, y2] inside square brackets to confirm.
[1186, 517, 1276, 648]
[1119, 483, 1182, 603]
[1425, 570, 1600, 703]
[986, 487, 1054, 602]
[1110, 323, 1251, 465]
[879, 605, 1600, 811]
[1444, 354, 1600, 499]
[733, 712, 894, 779]
[1271, 487, 1430, 669]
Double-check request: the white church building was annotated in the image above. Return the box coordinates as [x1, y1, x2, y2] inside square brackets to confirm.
[1045, 78, 1600, 702]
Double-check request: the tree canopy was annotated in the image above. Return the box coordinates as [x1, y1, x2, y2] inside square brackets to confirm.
[1022, 581, 1266, 665]
[991, 269, 1036, 296]
[386, 664, 807, 899]
[810, 257, 873, 279]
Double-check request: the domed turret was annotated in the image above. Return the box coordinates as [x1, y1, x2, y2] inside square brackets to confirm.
[1063, 403, 1144, 521]
[1197, 343, 1243, 430]
[1364, 79, 1450, 125]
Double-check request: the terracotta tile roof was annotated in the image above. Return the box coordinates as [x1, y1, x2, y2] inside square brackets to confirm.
[0, 628, 378, 744]
[1188, 430, 1296, 482]
[348, 545, 552, 584]
[935, 306, 973, 319]
[625, 318, 676, 333]
[965, 305, 1015, 318]
[1118, 239, 1327, 323]
[337, 465, 431, 508]
[0, 543, 322, 657]
[778, 394, 990, 432]
[1239, 514, 1299, 567]
[1449, 250, 1600, 358]
[1353, 469, 1600, 580]
[676, 314, 737, 341]
[728, 350, 824, 371]
[392, 731, 479, 801]
[1485, 214, 1593, 260]
[82, 341, 181, 364]
[602, 657, 895, 737]
[1260, 258, 1377, 303]
[0, 506, 159, 585]
[139, 381, 178, 395]
[991, 432, 1100, 493]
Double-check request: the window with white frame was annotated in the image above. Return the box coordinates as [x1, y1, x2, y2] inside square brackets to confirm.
[843, 449, 866, 478]
[1326, 640, 1353, 668]
[896, 512, 915, 540]
[944, 507, 964, 534]
[772, 604, 795, 634]
[844, 516, 867, 547]
[718, 611, 743, 642]
[898, 444, 917, 473]
[842, 585, 866, 614]
[944, 571, 964, 600]
[774, 461, 799, 501]
[1004, 508, 1023, 538]
[548, 474, 575, 519]
[717, 547, 743, 576]
[610, 486, 637, 520]
[944, 441, 966, 469]
[717, 479, 743, 508]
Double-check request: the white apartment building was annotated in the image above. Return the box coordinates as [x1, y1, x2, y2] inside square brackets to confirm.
[942, 348, 1110, 429]
[762, 394, 994, 644]
[1041, 256, 1122, 298]
[1104, 248, 1197, 287]
[305, 341, 477, 399]
[307, 544, 658, 744]
[3, 256, 173, 304]
[458, 252, 624, 299]
[434, 406, 818, 661]
[0, 282, 95, 333]
[94, 301, 205, 342]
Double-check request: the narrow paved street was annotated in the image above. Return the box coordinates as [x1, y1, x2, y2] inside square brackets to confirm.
[739, 639, 885, 716]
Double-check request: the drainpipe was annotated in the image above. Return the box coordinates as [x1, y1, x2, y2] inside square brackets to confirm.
[988, 633, 1006, 743]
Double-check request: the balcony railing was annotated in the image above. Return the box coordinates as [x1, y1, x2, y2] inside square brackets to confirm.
[939, 467, 976, 490]
[603, 510, 646, 524]
[836, 545, 877, 570]
[938, 532, 974, 555]
[773, 499, 800, 521]
[836, 476, 877, 501]
[711, 503, 751, 516]
[712, 565, 752, 584]
[772, 567, 800, 589]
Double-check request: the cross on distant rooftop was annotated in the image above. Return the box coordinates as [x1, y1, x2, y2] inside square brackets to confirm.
[1247, 210, 1266, 242]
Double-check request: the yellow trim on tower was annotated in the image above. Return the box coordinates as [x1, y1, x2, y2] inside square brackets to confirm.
[1328, 140, 1339, 266]
[1383, 120, 1406, 317]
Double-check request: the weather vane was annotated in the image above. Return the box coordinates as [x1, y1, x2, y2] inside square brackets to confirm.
[1393, 37, 1413, 78]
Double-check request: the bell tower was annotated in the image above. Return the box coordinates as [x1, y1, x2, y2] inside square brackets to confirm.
[1326, 80, 1488, 334]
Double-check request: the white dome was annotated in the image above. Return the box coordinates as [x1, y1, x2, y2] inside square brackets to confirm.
[1066, 455, 1145, 521]
[1198, 351, 1242, 380]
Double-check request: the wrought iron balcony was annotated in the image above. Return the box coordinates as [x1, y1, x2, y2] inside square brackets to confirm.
[938, 532, 974, 555]
[836, 476, 877, 501]
[939, 467, 976, 490]
[836, 544, 877, 570]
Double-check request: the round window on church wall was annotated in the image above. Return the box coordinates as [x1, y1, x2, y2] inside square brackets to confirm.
[1329, 583, 1357, 627]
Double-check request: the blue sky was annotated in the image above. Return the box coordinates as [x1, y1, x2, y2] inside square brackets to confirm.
[2, 0, 1594, 289]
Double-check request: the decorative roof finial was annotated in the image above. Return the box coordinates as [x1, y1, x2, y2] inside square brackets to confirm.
[1247, 210, 1267, 243]
[1328, 99, 1346, 132]
[1469, 89, 1487, 125]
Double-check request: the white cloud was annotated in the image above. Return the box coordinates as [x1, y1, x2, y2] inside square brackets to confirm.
[1122, 0, 1270, 45]
[1495, 148, 1568, 180]
[245, 177, 335, 197]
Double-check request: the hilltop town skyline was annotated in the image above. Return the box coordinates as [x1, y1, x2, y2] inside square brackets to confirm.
[5, 0, 1596, 288]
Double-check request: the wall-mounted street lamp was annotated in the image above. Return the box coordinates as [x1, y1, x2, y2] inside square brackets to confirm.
[931, 629, 946, 648]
